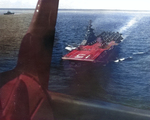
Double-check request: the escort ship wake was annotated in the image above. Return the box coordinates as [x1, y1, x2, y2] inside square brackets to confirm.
[62, 21, 123, 63]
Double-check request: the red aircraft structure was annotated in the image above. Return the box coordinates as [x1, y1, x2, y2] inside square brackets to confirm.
[0, 0, 59, 119]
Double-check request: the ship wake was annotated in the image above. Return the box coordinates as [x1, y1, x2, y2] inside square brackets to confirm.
[119, 16, 142, 40]
[114, 57, 132, 63]
[119, 16, 141, 33]
[114, 49, 150, 63]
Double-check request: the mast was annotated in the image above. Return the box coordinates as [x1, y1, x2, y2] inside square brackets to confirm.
[85, 20, 96, 44]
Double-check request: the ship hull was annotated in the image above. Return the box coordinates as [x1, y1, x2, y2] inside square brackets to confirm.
[62, 45, 118, 73]
[4, 13, 14, 15]
[62, 41, 118, 64]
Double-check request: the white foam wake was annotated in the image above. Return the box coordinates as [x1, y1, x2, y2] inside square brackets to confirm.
[133, 52, 145, 55]
[114, 57, 132, 63]
[119, 16, 141, 33]
[114, 58, 125, 62]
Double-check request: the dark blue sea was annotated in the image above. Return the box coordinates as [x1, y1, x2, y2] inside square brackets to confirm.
[1, 9, 150, 110]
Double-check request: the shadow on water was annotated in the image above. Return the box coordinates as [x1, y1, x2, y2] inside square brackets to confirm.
[63, 61, 113, 101]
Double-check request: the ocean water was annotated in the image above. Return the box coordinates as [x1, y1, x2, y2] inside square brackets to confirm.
[0, 9, 150, 110]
